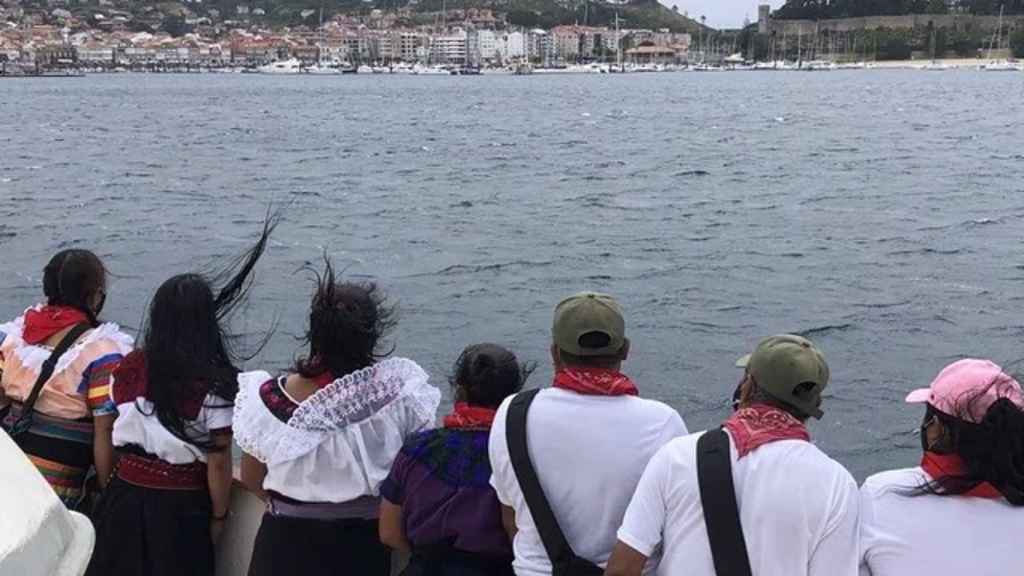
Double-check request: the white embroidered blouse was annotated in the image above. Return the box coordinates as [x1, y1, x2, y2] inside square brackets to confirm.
[233, 357, 440, 503]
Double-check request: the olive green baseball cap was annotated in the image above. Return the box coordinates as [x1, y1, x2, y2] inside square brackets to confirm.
[552, 292, 626, 357]
[736, 334, 830, 419]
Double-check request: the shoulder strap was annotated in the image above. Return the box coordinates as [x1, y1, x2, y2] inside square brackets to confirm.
[19, 323, 93, 417]
[697, 428, 753, 576]
[506, 388, 576, 566]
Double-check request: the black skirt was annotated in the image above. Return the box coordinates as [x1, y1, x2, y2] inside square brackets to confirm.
[401, 548, 515, 576]
[86, 477, 214, 576]
[248, 513, 392, 576]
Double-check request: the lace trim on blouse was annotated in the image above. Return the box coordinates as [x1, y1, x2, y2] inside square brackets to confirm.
[233, 358, 440, 466]
[0, 306, 134, 375]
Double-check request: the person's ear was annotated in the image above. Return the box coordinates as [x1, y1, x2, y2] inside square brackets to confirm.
[739, 375, 756, 406]
[550, 344, 562, 370]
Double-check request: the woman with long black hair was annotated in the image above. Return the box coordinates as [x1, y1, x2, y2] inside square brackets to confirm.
[859, 358, 1024, 575]
[0, 249, 133, 508]
[234, 260, 440, 576]
[86, 217, 278, 576]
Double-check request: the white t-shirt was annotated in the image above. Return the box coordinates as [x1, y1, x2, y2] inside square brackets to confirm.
[617, 430, 859, 576]
[859, 467, 1021, 576]
[488, 388, 687, 576]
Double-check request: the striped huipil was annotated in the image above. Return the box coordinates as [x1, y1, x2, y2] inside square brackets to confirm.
[0, 307, 133, 507]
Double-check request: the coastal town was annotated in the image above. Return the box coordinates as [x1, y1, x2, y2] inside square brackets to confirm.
[1, 0, 1023, 74]
[0, 0, 703, 74]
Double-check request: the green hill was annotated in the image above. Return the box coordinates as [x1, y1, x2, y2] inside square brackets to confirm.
[214, 0, 707, 32]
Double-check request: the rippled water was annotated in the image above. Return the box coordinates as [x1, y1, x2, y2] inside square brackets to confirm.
[2, 72, 1023, 479]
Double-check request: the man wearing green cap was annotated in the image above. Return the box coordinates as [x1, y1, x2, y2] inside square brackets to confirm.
[488, 292, 688, 575]
[605, 335, 859, 576]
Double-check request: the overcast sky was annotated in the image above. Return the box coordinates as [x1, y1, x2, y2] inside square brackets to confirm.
[671, 0, 785, 30]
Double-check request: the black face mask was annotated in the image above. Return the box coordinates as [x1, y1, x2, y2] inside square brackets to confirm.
[920, 408, 940, 453]
[93, 290, 107, 318]
[731, 377, 745, 412]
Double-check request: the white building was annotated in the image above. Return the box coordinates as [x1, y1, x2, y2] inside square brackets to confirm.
[476, 29, 496, 61]
[430, 28, 467, 64]
[76, 43, 115, 64]
[495, 30, 525, 60]
[395, 31, 426, 62]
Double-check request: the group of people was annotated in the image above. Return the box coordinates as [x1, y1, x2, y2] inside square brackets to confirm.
[0, 223, 1022, 576]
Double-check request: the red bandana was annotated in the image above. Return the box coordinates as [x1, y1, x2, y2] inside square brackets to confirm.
[920, 452, 1004, 499]
[553, 367, 639, 397]
[723, 403, 810, 459]
[443, 402, 497, 430]
[23, 306, 90, 345]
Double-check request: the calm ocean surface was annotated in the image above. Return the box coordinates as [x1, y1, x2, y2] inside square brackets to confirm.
[2, 71, 1023, 479]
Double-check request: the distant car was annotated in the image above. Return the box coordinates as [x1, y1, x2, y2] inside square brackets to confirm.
[0, 429, 94, 576]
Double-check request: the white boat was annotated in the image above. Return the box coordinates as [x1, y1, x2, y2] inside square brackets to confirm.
[0, 430, 94, 576]
[305, 62, 343, 75]
[564, 63, 608, 74]
[391, 63, 415, 74]
[356, 64, 373, 74]
[371, 65, 390, 74]
[982, 60, 1021, 71]
[411, 64, 450, 75]
[802, 60, 837, 71]
[256, 58, 302, 74]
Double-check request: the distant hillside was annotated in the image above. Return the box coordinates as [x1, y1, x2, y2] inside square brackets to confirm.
[203, 0, 706, 32]
[774, 0, 1023, 20]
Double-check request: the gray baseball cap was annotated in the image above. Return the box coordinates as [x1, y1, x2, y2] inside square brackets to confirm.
[552, 292, 625, 357]
[736, 334, 830, 419]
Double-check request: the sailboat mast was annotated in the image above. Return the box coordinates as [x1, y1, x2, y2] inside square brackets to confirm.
[615, 12, 622, 70]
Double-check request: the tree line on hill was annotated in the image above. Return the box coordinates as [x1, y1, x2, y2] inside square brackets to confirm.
[737, 19, 1024, 60]
[774, 0, 1024, 20]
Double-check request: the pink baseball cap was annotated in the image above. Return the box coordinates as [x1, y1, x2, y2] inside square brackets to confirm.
[906, 359, 1024, 423]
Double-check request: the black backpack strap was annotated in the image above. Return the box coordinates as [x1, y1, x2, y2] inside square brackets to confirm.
[506, 388, 574, 566]
[8, 323, 92, 435]
[697, 428, 753, 576]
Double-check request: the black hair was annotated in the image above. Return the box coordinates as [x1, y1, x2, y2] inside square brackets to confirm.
[911, 380, 1024, 506]
[140, 215, 278, 452]
[557, 331, 627, 368]
[293, 257, 396, 380]
[42, 249, 107, 326]
[450, 343, 534, 408]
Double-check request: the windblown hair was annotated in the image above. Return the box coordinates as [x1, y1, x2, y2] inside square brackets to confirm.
[912, 381, 1024, 506]
[450, 343, 534, 409]
[42, 249, 107, 326]
[140, 215, 278, 452]
[293, 258, 396, 380]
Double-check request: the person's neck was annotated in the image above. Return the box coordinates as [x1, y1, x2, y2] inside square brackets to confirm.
[559, 363, 622, 372]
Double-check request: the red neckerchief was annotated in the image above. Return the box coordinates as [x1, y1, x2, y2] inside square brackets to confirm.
[723, 403, 810, 459]
[921, 452, 1003, 499]
[443, 402, 497, 430]
[552, 366, 639, 396]
[23, 305, 90, 345]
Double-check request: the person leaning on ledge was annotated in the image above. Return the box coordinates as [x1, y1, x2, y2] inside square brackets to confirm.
[488, 291, 688, 575]
[606, 334, 860, 576]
